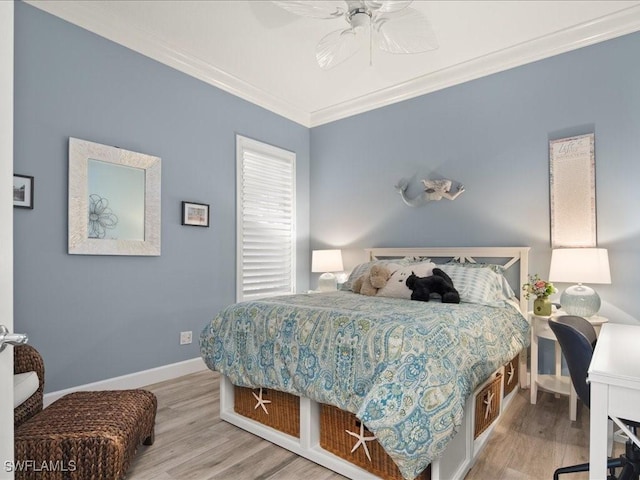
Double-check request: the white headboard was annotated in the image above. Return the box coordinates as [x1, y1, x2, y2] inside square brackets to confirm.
[365, 247, 530, 313]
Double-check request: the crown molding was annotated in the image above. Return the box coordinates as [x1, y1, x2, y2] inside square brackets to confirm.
[24, 0, 311, 127]
[310, 5, 640, 127]
[24, 1, 640, 129]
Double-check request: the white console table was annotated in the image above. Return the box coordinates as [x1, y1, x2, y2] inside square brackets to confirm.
[588, 323, 640, 480]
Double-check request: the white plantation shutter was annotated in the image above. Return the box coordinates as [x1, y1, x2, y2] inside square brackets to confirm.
[236, 135, 296, 301]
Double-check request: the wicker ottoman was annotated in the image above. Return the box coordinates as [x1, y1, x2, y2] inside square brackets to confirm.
[15, 389, 157, 480]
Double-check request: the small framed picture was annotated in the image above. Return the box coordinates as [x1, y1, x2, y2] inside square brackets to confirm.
[181, 201, 209, 227]
[13, 174, 34, 209]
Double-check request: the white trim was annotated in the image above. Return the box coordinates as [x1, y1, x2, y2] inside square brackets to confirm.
[311, 5, 640, 126]
[24, 0, 310, 127]
[43, 357, 207, 407]
[23, 1, 640, 128]
[0, 2, 14, 476]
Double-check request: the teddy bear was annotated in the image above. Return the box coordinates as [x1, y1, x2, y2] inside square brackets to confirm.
[352, 262, 438, 298]
[376, 261, 435, 299]
[405, 268, 460, 304]
[352, 263, 396, 296]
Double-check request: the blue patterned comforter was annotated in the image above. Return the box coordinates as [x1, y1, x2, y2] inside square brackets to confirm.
[200, 291, 529, 479]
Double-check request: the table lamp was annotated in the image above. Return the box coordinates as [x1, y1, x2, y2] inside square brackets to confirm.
[548, 248, 611, 317]
[312, 249, 343, 292]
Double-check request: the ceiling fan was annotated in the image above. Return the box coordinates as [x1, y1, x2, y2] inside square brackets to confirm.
[272, 1, 438, 70]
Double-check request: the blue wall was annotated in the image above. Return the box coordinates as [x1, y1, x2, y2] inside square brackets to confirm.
[13, 2, 310, 392]
[310, 31, 640, 325]
[14, 2, 640, 392]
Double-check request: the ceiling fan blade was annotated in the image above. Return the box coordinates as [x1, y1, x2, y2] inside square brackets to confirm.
[374, 8, 438, 54]
[364, 1, 412, 13]
[316, 27, 363, 70]
[271, 1, 348, 19]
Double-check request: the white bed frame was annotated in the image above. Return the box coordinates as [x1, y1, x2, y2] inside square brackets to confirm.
[219, 246, 530, 480]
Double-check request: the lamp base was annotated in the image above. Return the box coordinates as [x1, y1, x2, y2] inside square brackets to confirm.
[317, 272, 337, 292]
[560, 284, 601, 317]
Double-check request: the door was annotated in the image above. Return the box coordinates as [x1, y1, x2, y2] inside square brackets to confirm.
[0, 2, 14, 478]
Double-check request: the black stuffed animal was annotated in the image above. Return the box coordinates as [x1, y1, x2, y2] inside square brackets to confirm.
[405, 268, 460, 304]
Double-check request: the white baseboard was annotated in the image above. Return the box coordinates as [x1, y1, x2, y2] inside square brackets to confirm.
[43, 357, 208, 407]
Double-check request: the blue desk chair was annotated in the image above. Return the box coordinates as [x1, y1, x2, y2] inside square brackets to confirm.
[549, 315, 640, 480]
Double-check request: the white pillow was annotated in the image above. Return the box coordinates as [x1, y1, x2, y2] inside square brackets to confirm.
[14, 371, 39, 408]
[438, 263, 505, 306]
[446, 261, 516, 300]
[376, 262, 436, 299]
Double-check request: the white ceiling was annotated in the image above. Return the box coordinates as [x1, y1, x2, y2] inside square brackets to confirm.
[27, 0, 640, 127]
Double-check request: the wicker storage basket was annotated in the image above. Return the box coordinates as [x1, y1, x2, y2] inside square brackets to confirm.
[234, 386, 300, 438]
[503, 355, 519, 397]
[320, 404, 430, 480]
[474, 372, 503, 438]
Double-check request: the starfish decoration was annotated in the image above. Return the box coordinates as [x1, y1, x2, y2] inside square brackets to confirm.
[346, 422, 377, 462]
[484, 390, 495, 420]
[252, 388, 271, 415]
[506, 363, 515, 385]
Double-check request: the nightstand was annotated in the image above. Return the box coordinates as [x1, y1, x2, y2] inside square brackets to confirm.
[529, 311, 608, 421]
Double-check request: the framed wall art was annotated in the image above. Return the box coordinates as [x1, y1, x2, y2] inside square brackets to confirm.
[182, 201, 209, 227]
[13, 174, 34, 209]
[549, 133, 596, 248]
[68, 137, 161, 256]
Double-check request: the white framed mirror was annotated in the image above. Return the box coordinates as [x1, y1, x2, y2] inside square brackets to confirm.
[68, 137, 161, 255]
[549, 133, 596, 248]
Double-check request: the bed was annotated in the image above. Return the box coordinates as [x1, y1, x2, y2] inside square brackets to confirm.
[200, 247, 531, 480]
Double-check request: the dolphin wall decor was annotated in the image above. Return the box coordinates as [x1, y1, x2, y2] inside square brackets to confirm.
[395, 178, 465, 207]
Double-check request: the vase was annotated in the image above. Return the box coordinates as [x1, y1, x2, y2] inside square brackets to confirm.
[533, 296, 552, 316]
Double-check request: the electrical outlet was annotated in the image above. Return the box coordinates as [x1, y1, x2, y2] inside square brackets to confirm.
[180, 331, 192, 345]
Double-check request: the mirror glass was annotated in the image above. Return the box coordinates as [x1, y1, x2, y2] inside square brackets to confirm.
[87, 159, 145, 241]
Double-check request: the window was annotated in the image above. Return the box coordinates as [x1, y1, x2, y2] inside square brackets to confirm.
[236, 135, 296, 301]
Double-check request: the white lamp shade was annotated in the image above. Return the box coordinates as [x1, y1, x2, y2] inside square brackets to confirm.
[311, 249, 344, 273]
[548, 248, 611, 284]
[548, 248, 611, 317]
[312, 249, 343, 292]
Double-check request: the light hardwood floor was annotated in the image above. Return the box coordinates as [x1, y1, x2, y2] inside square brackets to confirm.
[127, 370, 618, 480]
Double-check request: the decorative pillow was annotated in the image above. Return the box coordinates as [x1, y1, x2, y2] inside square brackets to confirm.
[403, 256, 432, 264]
[445, 260, 516, 300]
[438, 263, 506, 306]
[341, 257, 418, 292]
[447, 259, 506, 274]
[14, 371, 39, 408]
[376, 261, 436, 299]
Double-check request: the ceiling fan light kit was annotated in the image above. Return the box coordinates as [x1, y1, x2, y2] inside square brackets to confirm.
[349, 8, 371, 30]
[273, 0, 438, 70]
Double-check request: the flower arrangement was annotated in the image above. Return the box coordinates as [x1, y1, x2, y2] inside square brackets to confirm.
[522, 274, 557, 300]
